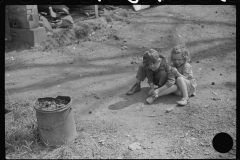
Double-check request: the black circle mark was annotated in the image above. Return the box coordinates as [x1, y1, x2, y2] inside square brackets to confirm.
[212, 132, 233, 153]
[199, 0, 211, 3]
[20, 0, 32, 3]
[109, 0, 122, 3]
[169, 0, 181, 3]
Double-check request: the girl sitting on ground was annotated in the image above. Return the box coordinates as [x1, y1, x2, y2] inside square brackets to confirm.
[146, 45, 197, 106]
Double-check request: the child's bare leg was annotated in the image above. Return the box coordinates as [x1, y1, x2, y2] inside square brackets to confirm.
[154, 85, 168, 96]
[175, 77, 191, 106]
[176, 77, 189, 98]
[156, 84, 178, 97]
[126, 64, 147, 95]
[146, 85, 177, 104]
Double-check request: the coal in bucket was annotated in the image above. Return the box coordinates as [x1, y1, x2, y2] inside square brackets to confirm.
[34, 96, 77, 147]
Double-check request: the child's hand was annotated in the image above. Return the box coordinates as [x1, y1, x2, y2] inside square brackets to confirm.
[148, 89, 155, 96]
[171, 67, 178, 74]
[152, 89, 159, 98]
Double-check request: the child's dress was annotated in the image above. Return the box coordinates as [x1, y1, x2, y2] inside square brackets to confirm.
[175, 63, 197, 96]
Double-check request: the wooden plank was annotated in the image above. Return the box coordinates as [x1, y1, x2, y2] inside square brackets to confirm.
[95, 5, 99, 18]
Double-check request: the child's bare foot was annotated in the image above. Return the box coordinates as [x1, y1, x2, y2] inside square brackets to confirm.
[176, 97, 189, 106]
[146, 96, 156, 104]
[154, 88, 160, 96]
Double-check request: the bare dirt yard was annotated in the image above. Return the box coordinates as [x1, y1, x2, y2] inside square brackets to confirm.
[5, 5, 236, 159]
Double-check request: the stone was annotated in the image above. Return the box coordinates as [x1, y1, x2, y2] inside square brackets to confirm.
[128, 142, 141, 151]
[121, 46, 128, 50]
[166, 107, 174, 113]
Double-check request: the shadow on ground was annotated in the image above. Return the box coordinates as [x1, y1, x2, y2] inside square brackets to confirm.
[108, 87, 182, 110]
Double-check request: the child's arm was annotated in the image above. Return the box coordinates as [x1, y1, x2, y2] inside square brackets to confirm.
[146, 69, 154, 89]
[146, 69, 155, 95]
[158, 70, 167, 87]
[163, 63, 176, 88]
[153, 84, 169, 98]
[153, 63, 175, 97]
[149, 82, 155, 90]
[173, 63, 193, 79]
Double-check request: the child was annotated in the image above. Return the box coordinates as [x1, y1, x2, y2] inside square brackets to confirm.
[146, 45, 197, 106]
[126, 49, 175, 96]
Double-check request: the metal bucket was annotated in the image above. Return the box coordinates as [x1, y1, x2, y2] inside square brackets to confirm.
[34, 96, 77, 147]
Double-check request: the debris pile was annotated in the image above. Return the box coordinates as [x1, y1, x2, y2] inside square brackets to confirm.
[35, 96, 70, 111]
[38, 5, 74, 30]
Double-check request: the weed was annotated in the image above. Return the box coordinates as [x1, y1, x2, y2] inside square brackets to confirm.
[5, 100, 47, 159]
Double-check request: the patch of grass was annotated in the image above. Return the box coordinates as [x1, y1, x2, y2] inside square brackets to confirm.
[5, 100, 80, 159]
[5, 101, 52, 159]
[5, 100, 126, 159]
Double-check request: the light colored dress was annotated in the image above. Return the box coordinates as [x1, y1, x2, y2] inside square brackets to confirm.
[175, 63, 197, 96]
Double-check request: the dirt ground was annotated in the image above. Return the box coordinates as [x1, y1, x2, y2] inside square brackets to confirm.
[5, 5, 236, 159]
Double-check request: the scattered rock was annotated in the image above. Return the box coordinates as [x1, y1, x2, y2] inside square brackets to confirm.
[89, 111, 92, 114]
[211, 98, 222, 101]
[107, 24, 112, 28]
[128, 142, 141, 151]
[113, 35, 120, 40]
[211, 68, 215, 71]
[212, 92, 218, 95]
[166, 107, 174, 113]
[121, 46, 128, 50]
[204, 152, 209, 155]
[211, 82, 215, 85]
[131, 61, 134, 64]
[220, 73, 222, 76]
[158, 122, 161, 125]
[98, 140, 105, 145]
[143, 146, 152, 149]
[94, 95, 100, 99]
[196, 61, 199, 63]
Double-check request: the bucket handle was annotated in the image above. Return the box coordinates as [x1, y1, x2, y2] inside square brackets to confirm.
[39, 107, 72, 131]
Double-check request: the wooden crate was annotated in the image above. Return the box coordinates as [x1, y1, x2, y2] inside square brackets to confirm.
[10, 27, 47, 46]
[8, 13, 39, 29]
[7, 5, 38, 14]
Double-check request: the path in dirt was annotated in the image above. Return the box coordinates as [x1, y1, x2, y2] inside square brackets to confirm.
[5, 5, 236, 159]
